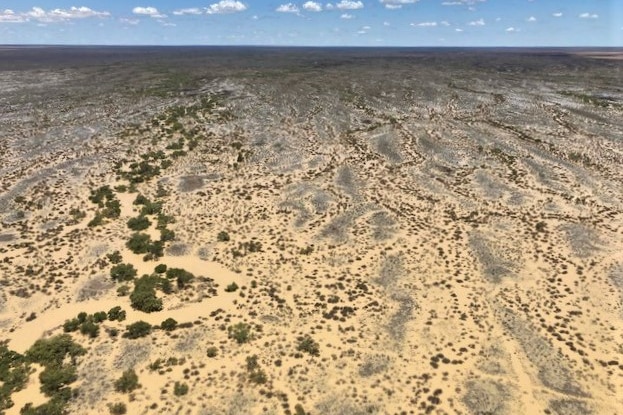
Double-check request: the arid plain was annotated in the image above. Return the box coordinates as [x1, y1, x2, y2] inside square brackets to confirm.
[0, 47, 622, 415]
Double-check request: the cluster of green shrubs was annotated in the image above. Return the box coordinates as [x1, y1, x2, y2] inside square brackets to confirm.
[110, 263, 137, 282]
[87, 185, 121, 227]
[20, 335, 86, 415]
[129, 275, 165, 313]
[296, 335, 320, 357]
[125, 195, 176, 261]
[245, 355, 267, 385]
[0, 345, 30, 412]
[231, 240, 262, 258]
[63, 308, 126, 338]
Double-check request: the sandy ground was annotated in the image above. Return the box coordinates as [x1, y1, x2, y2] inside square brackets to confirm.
[1, 49, 622, 415]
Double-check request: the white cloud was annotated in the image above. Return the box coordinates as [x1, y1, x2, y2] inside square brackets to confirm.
[380, 0, 419, 9]
[527, 16, 536, 22]
[326, 3, 335, 10]
[442, 0, 486, 6]
[173, 8, 203, 16]
[412, 21, 437, 27]
[132, 6, 166, 18]
[552, 12, 562, 18]
[0, 9, 27, 23]
[303, 1, 323, 12]
[336, 1, 364, 10]
[120, 17, 140, 25]
[276, 3, 300, 13]
[440, 20, 450, 26]
[468, 18, 485, 26]
[579, 12, 598, 19]
[455, 28, 463, 32]
[506, 27, 519, 32]
[9, 6, 111, 23]
[206, 0, 247, 15]
[340, 13, 353, 19]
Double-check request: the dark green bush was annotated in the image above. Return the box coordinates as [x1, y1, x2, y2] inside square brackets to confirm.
[79, 320, 99, 338]
[296, 335, 320, 356]
[127, 216, 151, 231]
[217, 231, 230, 242]
[93, 312, 107, 323]
[110, 263, 137, 282]
[126, 233, 152, 254]
[106, 251, 123, 264]
[166, 268, 194, 289]
[173, 381, 189, 396]
[124, 321, 152, 339]
[114, 369, 140, 393]
[154, 264, 167, 274]
[224, 282, 238, 292]
[26, 335, 86, 367]
[108, 402, 127, 415]
[228, 323, 252, 344]
[130, 275, 163, 312]
[160, 318, 178, 332]
[108, 306, 126, 322]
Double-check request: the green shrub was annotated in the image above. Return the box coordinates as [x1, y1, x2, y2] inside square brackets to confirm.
[206, 347, 218, 358]
[127, 216, 151, 231]
[173, 381, 189, 396]
[166, 268, 194, 289]
[26, 335, 86, 367]
[130, 275, 163, 312]
[93, 312, 107, 323]
[106, 251, 123, 264]
[102, 199, 121, 219]
[63, 318, 80, 333]
[217, 231, 230, 242]
[39, 365, 77, 396]
[140, 201, 162, 216]
[116, 285, 130, 296]
[126, 233, 152, 254]
[108, 306, 126, 322]
[110, 263, 137, 282]
[133, 194, 149, 206]
[89, 186, 114, 206]
[114, 369, 140, 393]
[108, 402, 127, 415]
[296, 335, 320, 356]
[124, 321, 152, 339]
[160, 318, 178, 332]
[0, 345, 29, 411]
[154, 264, 167, 274]
[79, 320, 99, 338]
[87, 213, 104, 228]
[159, 228, 175, 242]
[228, 323, 252, 344]
[224, 282, 238, 292]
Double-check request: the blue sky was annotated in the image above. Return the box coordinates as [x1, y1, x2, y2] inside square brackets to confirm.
[0, 0, 621, 46]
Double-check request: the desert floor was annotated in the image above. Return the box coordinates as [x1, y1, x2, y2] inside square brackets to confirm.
[0, 47, 622, 415]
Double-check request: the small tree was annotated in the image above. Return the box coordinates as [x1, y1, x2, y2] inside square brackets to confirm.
[160, 318, 178, 332]
[114, 369, 140, 393]
[127, 216, 151, 231]
[110, 263, 137, 282]
[124, 321, 152, 339]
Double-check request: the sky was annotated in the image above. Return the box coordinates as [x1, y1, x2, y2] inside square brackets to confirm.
[0, 0, 621, 46]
